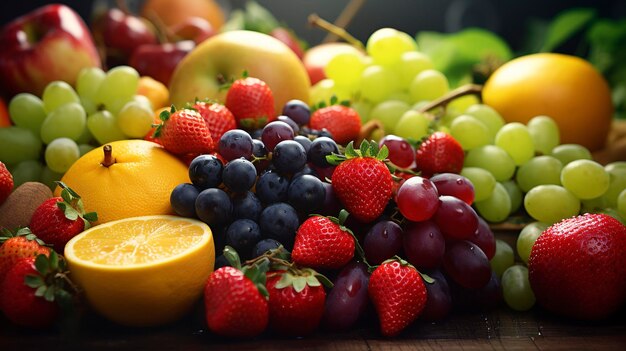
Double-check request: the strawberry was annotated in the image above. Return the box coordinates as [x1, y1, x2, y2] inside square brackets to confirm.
[0, 227, 50, 285]
[309, 104, 361, 145]
[204, 247, 269, 338]
[291, 210, 356, 270]
[368, 258, 428, 337]
[528, 213, 626, 320]
[0, 251, 74, 328]
[29, 182, 97, 253]
[414, 131, 464, 177]
[154, 106, 213, 155]
[0, 161, 13, 205]
[225, 76, 275, 130]
[328, 140, 393, 223]
[191, 101, 237, 151]
[266, 268, 330, 336]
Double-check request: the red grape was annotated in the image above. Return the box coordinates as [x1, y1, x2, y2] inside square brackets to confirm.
[322, 262, 370, 331]
[468, 217, 496, 260]
[430, 173, 475, 205]
[261, 121, 294, 151]
[403, 220, 445, 269]
[443, 240, 492, 289]
[363, 220, 403, 265]
[396, 176, 440, 222]
[433, 195, 479, 240]
[379, 135, 415, 168]
[420, 269, 452, 321]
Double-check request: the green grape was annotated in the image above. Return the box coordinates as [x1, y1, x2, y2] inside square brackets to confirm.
[132, 94, 154, 111]
[351, 100, 373, 123]
[40, 102, 87, 144]
[490, 239, 514, 279]
[40, 166, 64, 191]
[76, 67, 106, 101]
[87, 110, 127, 145]
[550, 144, 592, 165]
[394, 51, 433, 89]
[460, 167, 496, 202]
[501, 265, 536, 311]
[386, 91, 412, 104]
[495, 122, 535, 166]
[0, 126, 43, 165]
[366, 27, 417, 66]
[44, 138, 80, 173]
[516, 155, 563, 193]
[581, 196, 607, 213]
[42, 81, 80, 113]
[524, 185, 581, 224]
[464, 145, 516, 181]
[447, 94, 479, 116]
[409, 69, 449, 103]
[527, 115, 560, 155]
[475, 182, 511, 223]
[464, 104, 505, 143]
[394, 110, 431, 140]
[618, 189, 626, 219]
[78, 144, 95, 156]
[360, 65, 398, 103]
[324, 52, 367, 87]
[369, 100, 410, 132]
[8, 93, 47, 134]
[75, 126, 94, 145]
[309, 79, 336, 106]
[95, 66, 140, 114]
[449, 115, 490, 150]
[117, 101, 154, 138]
[517, 222, 548, 264]
[501, 180, 523, 213]
[602, 162, 626, 208]
[10, 160, 44, 187]
[561, 159, 609, 200]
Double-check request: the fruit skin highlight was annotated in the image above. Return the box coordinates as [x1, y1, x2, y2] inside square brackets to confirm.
[483, 53, 613, 151]
[56, 140, 190, 224]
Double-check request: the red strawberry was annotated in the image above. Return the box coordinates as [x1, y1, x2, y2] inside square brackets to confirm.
[309, 104, 361, 145]
[528, 213, 626, 320]
[414, 131, 464, 177]
[291, 210, 356, 270]
[1, 252, 74, 328]
[154, 106, 213, 155]
[29, 182, 97, 253]
[192, 101, 237, 151]
[0, 228, 50, 285]
[0, 161, 13, 205]
[204, 265, 269, 338]
[266, 268, 329, 336]
[225, 76, 275, 130]
[329, 140, 393, 223]
[368, 259, 428, 337]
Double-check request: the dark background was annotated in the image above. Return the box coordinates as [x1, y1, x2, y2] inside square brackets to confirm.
[1, 0, 624, 52]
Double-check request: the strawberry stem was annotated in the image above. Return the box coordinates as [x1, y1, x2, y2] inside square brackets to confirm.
[101, 145, 116, 167]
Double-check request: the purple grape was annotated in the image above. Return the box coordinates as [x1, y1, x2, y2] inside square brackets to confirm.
[430, 173, 475, 205]
[443, 240, 492, 289]
[363, 220, 403, 265]
[379, 135, 414, 169]
[282, 99, 311, 125]
[403, 220, 445, 270]
[277, 115, 300, 133]
[420, 269, 452, 321]
[188, 154, 223, 189]
[319, 182, 341, 216]
[308, 136, 339, 168]
[222, 158, 257, 193]
[322, 261, 369, 331]
[225, 219, 262, 260]
[293, 135, 312, 154]
[170, 183, 200, 218]
[231, 191, 262, 221]
[287, 174, 326, 214]
[272, 140, 307, 174]
[433, 195, 479, 240]
[256, 170, 289, 204]
[449, 270, 502, 312]
[195, 188, 232, 227]
[261, 121, 294, 152]
[253, 238, 283, 258]
[469, 217, 496, 260]
[252, 139, 270, 173]
[259, 202, 299, 250]
[219, 129, 253, 161]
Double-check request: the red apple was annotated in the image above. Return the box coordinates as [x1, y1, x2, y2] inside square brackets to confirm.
[270, 27, 304, 59]
[303, 42, 364, 85]
[0, 97, 10, 127]
[129, 40, 196, 86]
[168, 16, 215, 45]
[0, 4, 102, 97]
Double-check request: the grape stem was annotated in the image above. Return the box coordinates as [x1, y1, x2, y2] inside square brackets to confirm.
[322, 0, 366, 43]
[308, 14, 365, 50]
[101, 145, 116, 168]
[415, 84, 483, 117]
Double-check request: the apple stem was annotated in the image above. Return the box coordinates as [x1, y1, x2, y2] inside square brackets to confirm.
[357, 120, 385, 145]
[101, 145, 117, 168]
[322, 0, 366, 43]
[415, 84, 483, 116]
[308, 14, 364, 50]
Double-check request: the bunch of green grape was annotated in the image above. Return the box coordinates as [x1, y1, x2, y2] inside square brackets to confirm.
[0, 66, 155, 189]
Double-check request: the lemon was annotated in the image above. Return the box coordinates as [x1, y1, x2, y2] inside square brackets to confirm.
[64, 215, 215, 327]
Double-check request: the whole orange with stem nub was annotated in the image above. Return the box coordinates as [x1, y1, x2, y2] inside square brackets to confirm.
[482, 53, 613, 152]
[55, 140, 190, 224]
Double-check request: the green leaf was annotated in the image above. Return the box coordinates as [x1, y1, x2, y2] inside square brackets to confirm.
[83, 212, 98, 223]
[44, 286, 55, 302]
[35, 285, 47, 297]
[369, 140, 380, 157]
[35, 254, 49, 274]
[244, 0, 280, 34]
[274, 273, 292, 290]
[344, 142, 358, 158]
[159, 109, 170, 122]
[359, 139, 369, 157]
[292, 276, 306, 293]
[25, 274, 44, 289]
[377, 144, 389, 160]
[49, 250, 59, 271]
[58, 203, 79, 221]
[540, 8, 597, 52]
[420, 272, 435, 284]
[314, 273, 334, 289]
[60, 188, 73, 205]
[330, 95, 338, 106]
[305, 275, 321, 287]
[221, 9, 246, 32]
[222, 246, 241, 270]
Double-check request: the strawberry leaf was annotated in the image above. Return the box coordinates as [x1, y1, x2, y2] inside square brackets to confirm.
[330, 95, 338, 105]
[44, 286, 55, 302]
[275, 273, 293, 290]
[377, 144, 389, 160]
[344, 142, 359, 158]
[83, 212, 98, 223]
[35, 285, 47, 297]
[369, 140, 380, 157]
[223, 245, 242, 270]
[58, 202, 79, 221]
[313, 272, 334, 289]
[359, 139, 369, 157]
[25, 275, 44, 289]
[305, 275, 321, 287]
[420, 272, 435, 284]
[49, 250, 59, 271]
[35, 253, 50, 274]
[292, 276, 307, 293]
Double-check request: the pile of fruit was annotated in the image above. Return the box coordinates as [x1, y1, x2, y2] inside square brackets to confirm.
[0, 0, 625, 341]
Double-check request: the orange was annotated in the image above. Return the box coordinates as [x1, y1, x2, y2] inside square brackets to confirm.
[64, 215, 215, 326]
[141, 0, 225, 30]
[137, 76, 169, 110]
[56, 140, 189, 224]
[482, 53, 613, 151]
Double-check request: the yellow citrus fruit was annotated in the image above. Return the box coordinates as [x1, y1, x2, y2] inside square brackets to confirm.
[483, 53, 613, 151]
[137, 76, 169, 110]
[57, 140, 189, 224]
[64, 215, 215, 327]
[141, 0, 225, 29]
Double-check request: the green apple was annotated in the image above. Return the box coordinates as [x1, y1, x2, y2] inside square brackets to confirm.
[169, 30, 310, 113]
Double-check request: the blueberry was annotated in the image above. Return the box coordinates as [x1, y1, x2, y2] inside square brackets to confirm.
[272, 140, 307, 174]
[218, 129, 253, 161]
[287, 174, 326, 214]
[308, 137, 339, 168]
[214, 254, 230, 269]
[222, 158, 257, 193]
[259, 202, 300, 250]
[195, 188, 232, 227]
[256, 170, 289, 204]
[170, 183, 200, 218]
[282, 99, 311, 125]
[294, 135, 312, 154]
[232, 191, 263, 221]
[225, 219, 262, 260]
[188, 154, 223, 189]
[253, 238, 284, 258]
